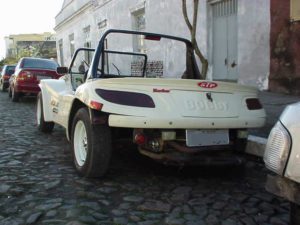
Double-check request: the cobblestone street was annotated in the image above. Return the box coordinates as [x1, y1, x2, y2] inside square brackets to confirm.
[0, 92, 289, 225]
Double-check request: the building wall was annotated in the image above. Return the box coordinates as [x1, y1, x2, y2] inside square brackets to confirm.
[237, 0, 270, 89]
[270, 0, 300, 95]
[55, 0, 270, 89]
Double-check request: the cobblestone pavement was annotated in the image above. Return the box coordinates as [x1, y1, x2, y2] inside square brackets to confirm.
[0, 92, 289, 225]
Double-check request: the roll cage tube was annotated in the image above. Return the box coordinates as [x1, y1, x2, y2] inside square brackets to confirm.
[69, 48, 95, 88]
[89, 29, 201, 79]
[69, 48, 95, 73]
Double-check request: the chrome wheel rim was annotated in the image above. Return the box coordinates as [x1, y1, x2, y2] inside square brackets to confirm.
[74, 120, 88, 167]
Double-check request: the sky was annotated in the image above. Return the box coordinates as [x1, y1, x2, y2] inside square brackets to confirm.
[0, 0, 63, 59]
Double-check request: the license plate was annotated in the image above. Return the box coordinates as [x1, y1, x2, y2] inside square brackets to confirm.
[186, 129, 229, 147]
[37, 75, 51, 81]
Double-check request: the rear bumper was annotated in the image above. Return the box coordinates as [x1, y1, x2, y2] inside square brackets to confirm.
[108, 115, 266, 129]
[3, 80, 9, 88]
[15, 83, 40, 94]
[139, 147, 245, 166]
[265, 174, 300, 204]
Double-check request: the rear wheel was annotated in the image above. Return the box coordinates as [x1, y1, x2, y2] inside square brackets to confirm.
[8, 86, 12, 98]
[11, 87, 19, 102]
[235, 138, 248, 152]
[0, 81, 5, 92]
[37, 92, 54, 133]
[290, 202, 300, 225]
[71, 108, 112, 177]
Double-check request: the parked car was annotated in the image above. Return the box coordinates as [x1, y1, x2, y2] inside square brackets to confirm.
[0, 65, 16, 91]
[9, 57, 60, 102]
[264, 102, 300, 224]
[37, 29, 266, 178]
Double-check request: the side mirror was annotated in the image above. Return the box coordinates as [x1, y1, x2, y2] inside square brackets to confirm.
[57, 67, 68, 75]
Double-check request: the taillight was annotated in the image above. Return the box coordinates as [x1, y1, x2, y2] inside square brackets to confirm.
[264, 121, 291, 175]
[96, 89, 155, 108]
[3, 75, 10, 80]
[246, 98, 263, 110]
[134, 133, 146, 145]
[89, 101, 103, 110]
[17, 71, 33, 81]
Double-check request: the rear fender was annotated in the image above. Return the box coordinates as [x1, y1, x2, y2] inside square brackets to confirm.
[66, 99, 109, 141]
[39, 84, 53, 122]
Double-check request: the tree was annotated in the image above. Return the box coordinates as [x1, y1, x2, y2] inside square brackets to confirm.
[182, 0, 208, 79]
[0, 57, 18, 66]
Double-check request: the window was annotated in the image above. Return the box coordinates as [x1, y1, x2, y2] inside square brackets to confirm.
[291, 0, 300, 21]
[83, 26, 91, 40]
[83, 26, 92, 64]
[98, 19, 107, 30]
[97, 19, 107, 40]
[22, 58, 58, 70]
[132, 9, 146, 53]
[69, 33, 75, 57]
[58, 39, 64, 66]
[84, 42, 93, 64]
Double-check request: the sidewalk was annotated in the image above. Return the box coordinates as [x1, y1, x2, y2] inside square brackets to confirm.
[246, 91, 300, 157]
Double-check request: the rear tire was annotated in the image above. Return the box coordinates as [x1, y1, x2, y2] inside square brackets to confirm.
[235, 138, 248, 152]
[71, 108, 112, 178]
[37, 92, 54, 133]
[0, 81, 5, 92]
[8, 86, 12, 98]
[290, 202, 300, 225]
[11, 87, 19, 102]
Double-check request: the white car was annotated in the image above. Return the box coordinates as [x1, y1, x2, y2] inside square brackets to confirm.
[264, 102, 300, 224]
[37, 29, 266, 177]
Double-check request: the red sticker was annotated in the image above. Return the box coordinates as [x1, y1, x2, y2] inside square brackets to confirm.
[198, 82, 218, 89]
[153, 88, 170, 93]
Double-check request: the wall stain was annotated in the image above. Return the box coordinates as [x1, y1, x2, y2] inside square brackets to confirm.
[270, 0, 300, 95]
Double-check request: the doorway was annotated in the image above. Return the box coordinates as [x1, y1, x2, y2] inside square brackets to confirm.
[212, 0, 238, 81]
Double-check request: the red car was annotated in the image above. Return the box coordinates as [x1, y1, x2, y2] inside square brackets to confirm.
[9, 57, 61, 102]
[0, 65, 16, 91]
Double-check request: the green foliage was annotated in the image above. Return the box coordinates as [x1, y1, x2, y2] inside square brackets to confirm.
[0, 57, 18, 66]
[0, 41, 57, 67]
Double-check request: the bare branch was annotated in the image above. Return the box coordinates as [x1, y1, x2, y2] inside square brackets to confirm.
[192, 0, 199, 39]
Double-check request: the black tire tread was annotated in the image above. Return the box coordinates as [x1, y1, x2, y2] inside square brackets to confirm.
[0, 81, 5, 92]
[37, 92, 54, 133]
[11, 87, 19, 102]
[71, 108, 111, 178]
[8, 87, 12, 97]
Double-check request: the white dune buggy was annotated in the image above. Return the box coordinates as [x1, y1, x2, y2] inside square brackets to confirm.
[37, 29, 266, 177]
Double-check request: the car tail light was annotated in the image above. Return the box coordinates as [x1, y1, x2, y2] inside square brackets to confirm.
[134, 133, 146, 145]
[3, 75, 10, 80]
[89, 101, 103, 110]
[17, 71, 33, 81]
[246, 98, 262, 110]
[264, 121, 291, 175]
[96, 89, 155, 108]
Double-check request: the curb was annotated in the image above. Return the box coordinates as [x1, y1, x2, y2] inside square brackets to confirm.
[246, 135, 267, 157]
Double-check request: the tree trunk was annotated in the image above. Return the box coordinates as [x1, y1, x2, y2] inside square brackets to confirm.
[182, 0, 208, 79]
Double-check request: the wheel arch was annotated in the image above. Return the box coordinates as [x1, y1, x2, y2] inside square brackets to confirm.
[67, 99, 109, 141]
[67, 99, 86, 141]
[39, 89, 52, 121]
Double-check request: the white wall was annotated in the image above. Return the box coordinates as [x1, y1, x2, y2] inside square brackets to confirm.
[55, 0, 270, 89]
[237, 0, 270, 90]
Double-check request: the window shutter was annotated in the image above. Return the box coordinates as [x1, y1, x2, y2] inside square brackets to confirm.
[291, 0, 300, 21]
